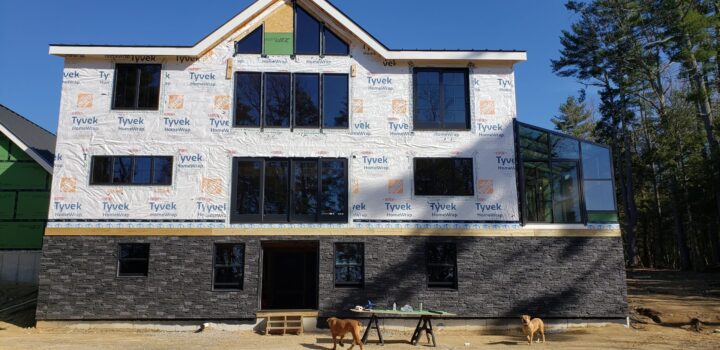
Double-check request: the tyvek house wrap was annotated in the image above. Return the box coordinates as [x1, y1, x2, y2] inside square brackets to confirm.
[48, 22, 519, 228]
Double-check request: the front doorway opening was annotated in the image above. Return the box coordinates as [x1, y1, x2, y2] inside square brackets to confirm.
[261, 241, 319, 310]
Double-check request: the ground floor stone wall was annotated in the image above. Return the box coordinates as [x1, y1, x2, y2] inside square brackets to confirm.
[36, 235, 627, 320]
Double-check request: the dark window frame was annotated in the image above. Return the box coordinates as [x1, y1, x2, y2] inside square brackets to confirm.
[413, 157, 475, 196]
[234, 25, 264, 55]
[230, 157, 348, 223]
[333, 242, 364, 288]
[426, 242, 458, 289]
[514, 120, 618, 225]
[212, 243, 245, 291]
[117, 243, 150, 277]
[412, 68, 471, 131]
[263, 72, 293, 128]
[232, 72, 349, 130]
[111, 63, 162, 111]
[90, 155, 173, 186]
[293, 3, 349, 57]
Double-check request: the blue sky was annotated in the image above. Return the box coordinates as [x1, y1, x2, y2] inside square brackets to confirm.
[0, 0, 581, 133]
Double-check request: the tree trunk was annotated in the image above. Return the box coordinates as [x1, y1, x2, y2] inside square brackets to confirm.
[671, 179, 691, 270]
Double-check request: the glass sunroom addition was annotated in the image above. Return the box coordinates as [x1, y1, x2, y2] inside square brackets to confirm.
[517, 122, 618, 224]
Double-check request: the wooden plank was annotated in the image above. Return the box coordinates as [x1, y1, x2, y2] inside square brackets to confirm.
[46, 227, 621, 238]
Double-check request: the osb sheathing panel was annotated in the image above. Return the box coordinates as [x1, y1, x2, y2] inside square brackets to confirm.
[45, 227, 621, 237]
[264, 1, 294, 33]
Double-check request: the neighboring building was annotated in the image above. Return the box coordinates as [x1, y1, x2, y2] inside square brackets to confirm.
[37, 0, 626, 325]
[0, 104, 55, 284]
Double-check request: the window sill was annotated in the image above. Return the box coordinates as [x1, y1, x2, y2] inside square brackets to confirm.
[523, 223, 586, 230]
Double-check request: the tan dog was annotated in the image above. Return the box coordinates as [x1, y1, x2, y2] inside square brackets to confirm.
[327, 317, 363, 350]
[521, 315, 545, 345]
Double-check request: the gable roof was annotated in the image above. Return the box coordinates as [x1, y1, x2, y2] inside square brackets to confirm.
[0, 104, 56, 173]
[49, 0, 527, 63]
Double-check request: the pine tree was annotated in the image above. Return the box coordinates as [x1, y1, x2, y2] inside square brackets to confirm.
[552, 95, 596, 139]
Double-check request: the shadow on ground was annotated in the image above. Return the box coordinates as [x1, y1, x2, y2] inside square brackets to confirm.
[0, 283, 37, 328]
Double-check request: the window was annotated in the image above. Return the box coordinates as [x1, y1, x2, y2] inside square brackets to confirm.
[413, 68, 470, 130]
[90, 156, 173, 185]
[322, 74, 349, 128]
[581, 143, 617, 222]
[426, 243, 457, 288]
[334, 243, 364, 287]
[264, 73, 292, 127]
[117, 243, 149, 277]
[112, 64, 161, 110]
[234, 72, 262, 127]
[294, 74, 320, 127]
[294, 5, 349, 56]
[213, 243, 245, 290]
[235, 26, 263, 54]
[414, 158, 474, 196]
[231, 157, 347, 223]
[517, 122, 618, 224]
[233, 72, 348, 129]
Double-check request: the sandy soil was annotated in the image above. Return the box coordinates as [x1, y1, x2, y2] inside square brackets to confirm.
[0, 270, 719, 349]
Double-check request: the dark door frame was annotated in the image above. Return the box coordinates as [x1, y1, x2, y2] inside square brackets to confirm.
[258, 240, 320, 310]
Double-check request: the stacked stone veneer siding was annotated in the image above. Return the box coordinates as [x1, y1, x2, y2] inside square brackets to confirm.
[37, 235, 627, 320]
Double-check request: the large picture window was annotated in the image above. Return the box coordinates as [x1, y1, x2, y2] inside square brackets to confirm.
[295, 5, 349, 56]
[91, 156, 173, 186]
[414, 158, 474, 196]
[334, 243, 364, 287]
[426, 243, 457, 288]
[231, 157, 347, 223]
[112, 64, 161, 110]
[213, 243, 245, 290]
[413, 68, 470, 130]
[517, 122, 617, 224]
[117, 243, 149, 277]
[233, 72, 348, 129]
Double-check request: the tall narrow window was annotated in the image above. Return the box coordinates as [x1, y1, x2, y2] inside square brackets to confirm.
[234, 159, 263, 221]
[523, 162, 552, 223]
[582, 143, 617, 222]
[322, 74, 349, 128]
[414, 158, 474, 196]
[264, 73, 291, 127]
[334, 243, 364, 287]
[112, 64, 161, 110]
[426, 243, 457, 288]
[320, 159, 348, 221]
[292, 160, 319, 221]
[117, 243, 149, 277]
[294, 74, 320, 127]
[213, 243, 245, 290]
[263, 160, 290, 221]
[234, 72, 262, 127]
[295, 5, 321, 55]
[235, 26, 263, 54]
[551, 161, 582, 223]
[413, 68, 469, 130]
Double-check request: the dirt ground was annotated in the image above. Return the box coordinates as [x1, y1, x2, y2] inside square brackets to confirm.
[1, 270, 719, 350]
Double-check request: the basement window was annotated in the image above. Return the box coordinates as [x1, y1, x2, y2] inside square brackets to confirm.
[413, 68, 470, 130]
[112, 64, 161, 110]
[294, 4, 349, 56]
[426, 243, 457, 289]
[231, 157, 347, 223]
[517, 122, 618, 224]
[117, 243, 149, 277]
[334, 243, 364, 287]
[414, 158, 474, 196]
[213, 243, 245, 290]
[233, 72, 349, 129]
[235, 26, 263, 54]
[90, 156, 173, 186]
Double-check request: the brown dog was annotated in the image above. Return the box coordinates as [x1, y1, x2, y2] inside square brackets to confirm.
[327, 317, 363, 350]
[521, 315, 545, 345]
